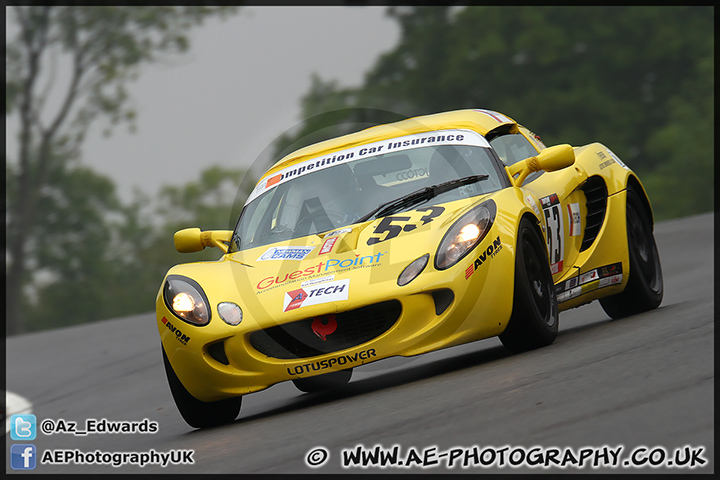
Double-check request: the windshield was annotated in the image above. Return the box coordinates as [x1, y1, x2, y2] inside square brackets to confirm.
[231, 129, 507, 253]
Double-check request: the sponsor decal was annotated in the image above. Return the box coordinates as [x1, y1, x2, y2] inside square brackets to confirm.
[282, 279, 350, 312]
[607, 149, 629, 169]
[266, 174, 282, 187]
[596, 151, 607, 160]
[557, 286, 582, 303]
[550, 261, 564, 275]
[284, 289, 308, 312]
[473, 109, 513, 123]
[599, 274, 623, 288]
[319, 236, 339, 255]
[301, 275, 335, 288]
[540, 193, 559, 208]
[599, 159, 615, 170]
[311, 314, 337, 340]
[568, 203, 581, 236]
[396, 167, 429, 181]
[466, 236, 502, 279]
[525, 195, 541, 216]
[465, 264, 475, 280]
[599, 262, 623, 277]
[257, 246, 315, 261]
[325, 227, 352, 237]
[540, 193, 564, 275]
[247, 129, 491, 204]
[580, 269, 599, 285]
[256, 252, 386, 290]
[161, 317, 190, 345]
[286, 349, 377, 376]
[528, 130, 546, 149]
[555, 262, 625, 303]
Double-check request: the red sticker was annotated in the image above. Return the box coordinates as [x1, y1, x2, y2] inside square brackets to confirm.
[266, 174, 282, 187]
[319, 236, 339, 255]
[284, 289, 308, 312]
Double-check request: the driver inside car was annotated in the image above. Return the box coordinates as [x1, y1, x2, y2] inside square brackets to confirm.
[280, 163, 362, 235]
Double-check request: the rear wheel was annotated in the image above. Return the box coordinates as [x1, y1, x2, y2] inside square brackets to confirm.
[292, 369, 352, 393]
[162, 347, 241, 428]
[599, 188, 663, 319]
[499, 218, 559, 353]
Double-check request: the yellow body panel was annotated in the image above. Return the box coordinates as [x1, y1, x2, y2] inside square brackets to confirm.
[156, 109, 651, 402]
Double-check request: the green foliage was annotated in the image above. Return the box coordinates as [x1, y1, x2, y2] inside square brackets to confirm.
[14, 162, 256, 333]
[276, 6, 714, 220]
[6, 6, 240, 334]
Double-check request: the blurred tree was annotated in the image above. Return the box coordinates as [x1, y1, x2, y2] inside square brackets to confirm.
[275, 6, 713, 220]
[5, 6, 239, 335]
[10, 162, 255, 332]
[8, 151, 128, 331]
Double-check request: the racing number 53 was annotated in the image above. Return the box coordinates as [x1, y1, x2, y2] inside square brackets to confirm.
[366, 206, 445, 245]
[543, 203, 564, 272]
[367, 216, 411, 245]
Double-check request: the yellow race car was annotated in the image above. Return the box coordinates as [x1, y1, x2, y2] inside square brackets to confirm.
[156, 109, 663, 428]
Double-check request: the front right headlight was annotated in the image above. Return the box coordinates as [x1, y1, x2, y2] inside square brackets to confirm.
[435, 200, 497, 270]
[163, 275, 211, 326]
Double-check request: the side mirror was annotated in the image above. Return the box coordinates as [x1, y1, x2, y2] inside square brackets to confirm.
[508, 144, 575, 186]
[174, 228, 232, 254]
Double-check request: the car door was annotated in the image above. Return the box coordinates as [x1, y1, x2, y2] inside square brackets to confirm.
[490, 130, 585, 284]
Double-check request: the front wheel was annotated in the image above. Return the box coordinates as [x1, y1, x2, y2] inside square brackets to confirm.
[292, 369, 352, 393]
[499, 218, 559, 353]
[162, 347, 242, 429]
[599, 188, 663, 319]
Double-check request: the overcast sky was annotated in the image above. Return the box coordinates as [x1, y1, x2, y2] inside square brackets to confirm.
[6, 6, 400, 202]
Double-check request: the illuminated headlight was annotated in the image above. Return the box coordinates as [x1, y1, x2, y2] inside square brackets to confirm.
[163, 275, 210, 326]
[398, 254, 429, 286]
[435, 200, 497, 270]
[217, 302, 243, 325]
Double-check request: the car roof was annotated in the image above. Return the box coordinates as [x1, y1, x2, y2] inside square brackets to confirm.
[261, 109, 518, 180]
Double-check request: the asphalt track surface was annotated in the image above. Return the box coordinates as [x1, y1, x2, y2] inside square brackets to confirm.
[5, 212, 714, 474]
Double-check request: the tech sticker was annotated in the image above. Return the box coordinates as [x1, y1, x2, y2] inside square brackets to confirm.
[283, 279, 350, 312]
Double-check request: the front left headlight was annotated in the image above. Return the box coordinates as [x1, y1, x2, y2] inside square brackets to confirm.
[163, 275, 211, 326]
[398, 254, 429, 286]
[435, 200, 497, 270]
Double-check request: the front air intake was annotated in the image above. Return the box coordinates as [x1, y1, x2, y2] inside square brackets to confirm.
[249, 300, 402, 359]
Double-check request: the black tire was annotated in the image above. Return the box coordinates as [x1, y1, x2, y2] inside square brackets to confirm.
[499, 218, 559, 353]
[599, 188, 663, 319]
[292, 369, 352, 393]
[162, 347, 241, 429]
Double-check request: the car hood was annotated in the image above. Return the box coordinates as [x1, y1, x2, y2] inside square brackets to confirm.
[168, 194, 493, 326]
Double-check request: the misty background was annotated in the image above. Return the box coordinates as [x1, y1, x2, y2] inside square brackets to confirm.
[5, 6, 713, 334]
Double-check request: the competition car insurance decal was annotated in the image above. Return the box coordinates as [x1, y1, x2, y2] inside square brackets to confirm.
[540, 193, 564, 274]
[247, 129, 493, 204]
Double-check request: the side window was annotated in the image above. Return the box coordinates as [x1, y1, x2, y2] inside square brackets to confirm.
[490, 133, 543, 183]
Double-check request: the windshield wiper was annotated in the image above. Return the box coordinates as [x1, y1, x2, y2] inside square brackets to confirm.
[357, 174, 489, 222]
